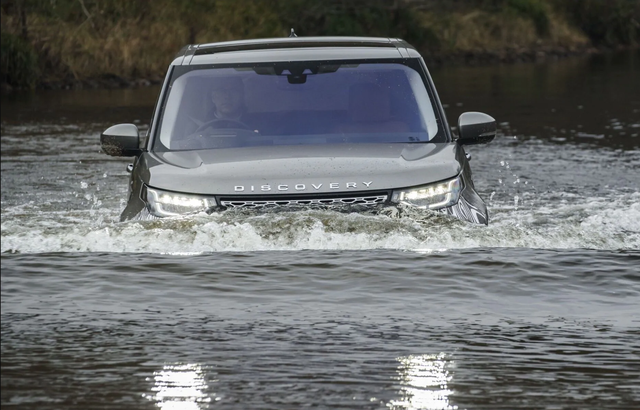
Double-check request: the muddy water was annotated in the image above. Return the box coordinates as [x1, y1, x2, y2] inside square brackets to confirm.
[2, 51, 639, 410]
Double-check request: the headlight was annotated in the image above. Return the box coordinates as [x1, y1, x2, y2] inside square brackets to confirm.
[143, 186, 216, 217]
[391, 176, 462, 209]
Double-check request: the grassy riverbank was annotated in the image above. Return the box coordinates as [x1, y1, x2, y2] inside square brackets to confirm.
[1, 0, 638, 90]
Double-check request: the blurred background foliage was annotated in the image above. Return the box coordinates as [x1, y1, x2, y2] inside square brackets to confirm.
[1, 0, 638, 89]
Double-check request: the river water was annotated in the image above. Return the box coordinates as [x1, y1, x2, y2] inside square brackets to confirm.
[1, 51, 639, 410]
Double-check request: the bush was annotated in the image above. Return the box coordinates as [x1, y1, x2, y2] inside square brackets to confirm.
[475, 0, 550, 36]
[271, 0, 434, 48]
[0, 33, 40, 89]
[506, 0, 550, 36]
[557, 0, 639, 46]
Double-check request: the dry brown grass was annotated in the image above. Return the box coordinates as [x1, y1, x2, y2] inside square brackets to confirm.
[6, 1, 287, 82]
[20, 14, 188, 80]
[417, 9, 589, 52]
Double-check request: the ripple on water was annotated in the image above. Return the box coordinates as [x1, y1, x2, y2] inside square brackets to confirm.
[2, 247, 640, 409]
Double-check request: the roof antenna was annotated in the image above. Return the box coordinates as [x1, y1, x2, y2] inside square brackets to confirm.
[289, 28, 297, 38]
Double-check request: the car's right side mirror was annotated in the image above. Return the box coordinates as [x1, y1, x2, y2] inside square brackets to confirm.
[457, 112, 496, 145]
[100, 123, 142, 157]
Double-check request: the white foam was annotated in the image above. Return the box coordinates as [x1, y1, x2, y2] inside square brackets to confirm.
[2, 192, 638, 254]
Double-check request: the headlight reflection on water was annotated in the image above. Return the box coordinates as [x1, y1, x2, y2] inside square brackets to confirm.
[388, 353, 458, 410]
[142, 356, 456, 409]
[144, 363, 213, 409]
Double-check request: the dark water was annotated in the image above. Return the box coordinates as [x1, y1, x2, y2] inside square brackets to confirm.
[2, 51, 639, 410]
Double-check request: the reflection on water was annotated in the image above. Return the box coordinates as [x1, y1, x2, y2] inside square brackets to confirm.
[389, 353, 457, 410]
[144, 363, 212, 409]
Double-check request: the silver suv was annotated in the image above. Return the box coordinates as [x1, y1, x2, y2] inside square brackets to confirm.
[100, 36, 496, 224]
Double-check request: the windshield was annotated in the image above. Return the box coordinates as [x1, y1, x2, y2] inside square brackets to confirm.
[153, 60, 443, 152]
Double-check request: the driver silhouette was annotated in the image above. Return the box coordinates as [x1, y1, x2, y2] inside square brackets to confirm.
[210, 77, 248, 121]
[175, 77, 258, 149]
[201, 77, 260, 136]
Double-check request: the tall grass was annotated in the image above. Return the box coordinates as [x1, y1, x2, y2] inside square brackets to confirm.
[0, 33, 39, 89]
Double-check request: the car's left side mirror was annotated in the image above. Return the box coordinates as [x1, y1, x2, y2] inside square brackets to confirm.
[457, 112, 496, 145]
[100, 123, 142, 157]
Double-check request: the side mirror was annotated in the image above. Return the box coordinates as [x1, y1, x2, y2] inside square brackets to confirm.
[457, 112, 496, 145]
[100, 124, 141, 157]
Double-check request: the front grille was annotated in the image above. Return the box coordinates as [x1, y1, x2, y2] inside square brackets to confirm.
[220, 193, 388, 209]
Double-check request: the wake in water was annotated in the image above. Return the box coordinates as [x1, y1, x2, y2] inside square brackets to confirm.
[1, 191, 638, 253]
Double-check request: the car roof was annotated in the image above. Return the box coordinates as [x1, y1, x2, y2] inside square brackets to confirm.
[173, 36, 422, 66]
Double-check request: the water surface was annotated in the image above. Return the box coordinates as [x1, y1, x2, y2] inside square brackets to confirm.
[2, 51, 639, 410]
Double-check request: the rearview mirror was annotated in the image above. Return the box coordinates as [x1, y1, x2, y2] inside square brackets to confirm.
[100, 123, 141, 157]
[457, 112, 496, 145]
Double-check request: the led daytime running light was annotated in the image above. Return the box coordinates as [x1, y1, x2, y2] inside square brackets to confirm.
[157, 194, 206, 208]
[394, 177, 462, 209]
[402, 184, 449, 200]
[145, 186, 215, 217]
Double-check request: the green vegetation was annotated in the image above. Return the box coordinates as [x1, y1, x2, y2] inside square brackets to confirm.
[1, 32, 39, 89]
[477, 0, 551, 36]
[0, 0, 637, 89]
[557, 0, 640, 46]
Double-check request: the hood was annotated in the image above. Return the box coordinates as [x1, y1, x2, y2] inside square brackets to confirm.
[147, 143, 461, 195]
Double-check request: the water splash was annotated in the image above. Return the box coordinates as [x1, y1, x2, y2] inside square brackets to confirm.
[2, 192, 638, 254]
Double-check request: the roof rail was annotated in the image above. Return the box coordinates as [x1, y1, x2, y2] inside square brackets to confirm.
[193, 38, 397, 56]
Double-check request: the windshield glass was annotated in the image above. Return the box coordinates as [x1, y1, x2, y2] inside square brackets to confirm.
[153, 61, 442, 152]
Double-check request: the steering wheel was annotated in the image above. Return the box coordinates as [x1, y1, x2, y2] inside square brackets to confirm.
[194, 118, 253, 134]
